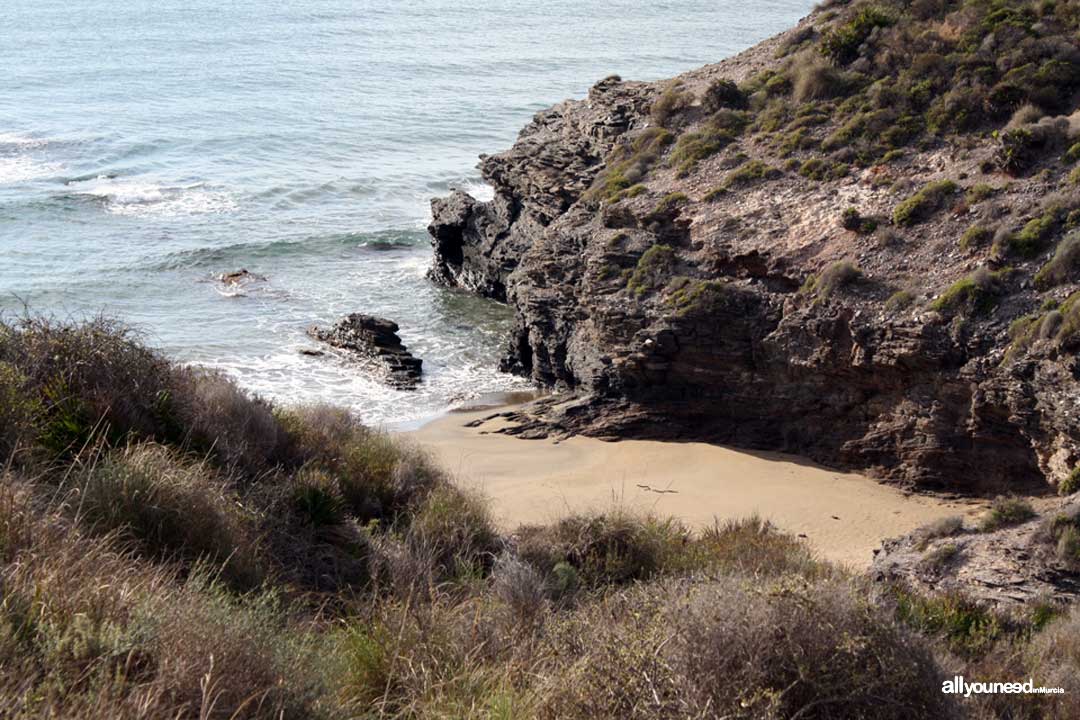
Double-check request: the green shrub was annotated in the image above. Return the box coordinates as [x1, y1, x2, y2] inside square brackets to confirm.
[1059, 467, 1080, 496]
[626, 244, 676, 297]
[965, 183, 997, 204]
[960, 224, 993, 251]
[669, 124, 736, 177]
[78, 444, 263, 589]
[1009, 207, 1063, 258]
[1034, 232, 1080, 288]
[979, 496, 1036, 531]
[798, 157, 849, 180]
[820, 6, 896, 65]
[277, 404, 443, 523]
[894, 588, 1002, 659]
[841, 206, 877, 233]
[701, 78, 746, 111]
[587, 127, 674, 202]
[885, 289, 915, 311]
[802, 261, 863, 300]
[930, 267, 1009, 316]
[649, 84, 694, 128]
[0, 362, 38, 461]
[893, 179, 957, 226]
[666, 278, 728, 317]
[515, 510, 690, 587]
[408, 484, 499, 576]
[717, 159, 782, 192]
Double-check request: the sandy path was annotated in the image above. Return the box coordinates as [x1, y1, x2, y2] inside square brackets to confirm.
[406, 406, 984, 568]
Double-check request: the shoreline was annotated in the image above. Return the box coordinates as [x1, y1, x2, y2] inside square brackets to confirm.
[405, 403, 984, 568]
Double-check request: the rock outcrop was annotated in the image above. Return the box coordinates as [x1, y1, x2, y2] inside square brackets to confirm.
[872, 497, 1080, 607]
[308, 314, 422, 389]
[428, 4, 1080, 495]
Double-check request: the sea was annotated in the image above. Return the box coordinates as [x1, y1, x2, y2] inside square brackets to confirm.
[1, 0, 813, 428]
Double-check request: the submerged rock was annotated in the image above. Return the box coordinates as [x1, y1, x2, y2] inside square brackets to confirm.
[308, 314, 422, 389]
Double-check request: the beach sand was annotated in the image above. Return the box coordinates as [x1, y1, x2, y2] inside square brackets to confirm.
[407, 405, 984, 568]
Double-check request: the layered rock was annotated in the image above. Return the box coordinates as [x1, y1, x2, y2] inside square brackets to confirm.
[872, 497, 1080, 607]
[427, 6, 1080, 494]
[308, 314, 422, 389]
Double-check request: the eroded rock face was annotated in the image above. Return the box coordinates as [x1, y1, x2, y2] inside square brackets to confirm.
[308, 314, 422, 389]
[426, 19, 1080, 495]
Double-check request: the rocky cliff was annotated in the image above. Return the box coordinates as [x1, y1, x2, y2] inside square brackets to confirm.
[429, 0, 1080, 495]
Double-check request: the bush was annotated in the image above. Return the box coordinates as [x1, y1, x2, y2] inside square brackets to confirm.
[799, 156, 849, 180]
[841, 206, 878, 233]
[802, 261, 863, 300]
[885, 289, 915, 311]
[626, 244, 676, 297]
[0, 316, 179, 456]
[0, 361, 38, 461]
[913, 516, 964, 550]
[515, 510, 689, 588]
[893, 179, 957, 226]
[700, 78, 746, 112]
[649, 84, 694, 128]
[894, 588, 1003, 659]
[960, 224, 993, 251]
[980, 496, 1036, 531]
[930, 267, 1009, 316]
[1034, 232, 1080, 288]
[819, 5, 896, 65]
[717, 159, 782, 192]
[665, 578, 951, 719]
[587, 127, 674, 202]
[792, 60, 857, 102]
[1059, 467, 1080, 496]
[668, 123, 736, 177]
[78, 444, 264, 589]
[408, 484, 500, 575]
[1009, 206, 1063, 259]
[277, 404, 443, 523]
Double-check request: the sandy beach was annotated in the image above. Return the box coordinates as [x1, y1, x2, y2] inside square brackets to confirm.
[408, 405, 984, 568]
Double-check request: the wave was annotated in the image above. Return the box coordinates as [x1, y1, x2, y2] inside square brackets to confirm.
[0, 132, 49, 150]
[63, 175, 237, 217]
[149, 228, 429, 270]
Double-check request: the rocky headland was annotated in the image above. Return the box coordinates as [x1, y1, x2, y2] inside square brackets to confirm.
[429, 3, 1080, 498]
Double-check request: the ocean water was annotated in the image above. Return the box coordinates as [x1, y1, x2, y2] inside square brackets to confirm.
[1, 0, 813, 428]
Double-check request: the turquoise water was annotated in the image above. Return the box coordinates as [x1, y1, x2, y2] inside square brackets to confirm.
[1, 0, 812, 427]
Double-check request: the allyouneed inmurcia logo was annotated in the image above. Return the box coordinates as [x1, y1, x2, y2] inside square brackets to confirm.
[942, 676, 1065, 697]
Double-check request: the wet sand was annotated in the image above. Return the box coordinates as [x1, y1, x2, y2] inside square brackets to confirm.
[407, 406, 984, 568]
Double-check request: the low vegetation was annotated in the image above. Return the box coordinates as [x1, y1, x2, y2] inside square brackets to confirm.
[893, 180, 957, 227]
[930, 267, 1011, 317]
[801, 261, 863, 301]
[980, 496, 1037, 532]
[3, 317, 1080, 718]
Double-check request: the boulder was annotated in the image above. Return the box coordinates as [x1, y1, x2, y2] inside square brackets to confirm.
[308, 314, 422, 389]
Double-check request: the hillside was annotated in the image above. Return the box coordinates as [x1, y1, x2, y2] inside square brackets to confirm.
[3, 318, 1080, 718]
[429, 0, 1080, 495]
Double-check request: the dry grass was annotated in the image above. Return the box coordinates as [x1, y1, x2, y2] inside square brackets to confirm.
[3, 318, 1080, 718]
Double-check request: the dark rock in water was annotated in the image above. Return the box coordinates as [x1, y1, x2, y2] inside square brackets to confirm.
[298, 347, 325, 357]
[218, 268, 266, 284]
[308, 314, 422, 389]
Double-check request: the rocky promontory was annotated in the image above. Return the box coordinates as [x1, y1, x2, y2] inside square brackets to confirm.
[430, 1, 1080, 496]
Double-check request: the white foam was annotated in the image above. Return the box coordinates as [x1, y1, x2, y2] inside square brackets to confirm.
[0, 156, 62, 185]
[66, 176, 237, 217]
[0, 132, 48, 149]
[461, 179, 495, 202]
